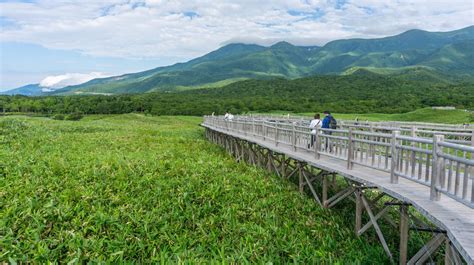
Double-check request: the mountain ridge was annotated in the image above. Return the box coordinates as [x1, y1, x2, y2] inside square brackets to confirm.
[4, 25, 474, 95]
[0, 84, 44, 96]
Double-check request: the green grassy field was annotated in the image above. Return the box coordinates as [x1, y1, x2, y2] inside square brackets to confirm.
[173, 78, 249, 91]
[0, 114, 391, 263]
[262, 108, 473, 124]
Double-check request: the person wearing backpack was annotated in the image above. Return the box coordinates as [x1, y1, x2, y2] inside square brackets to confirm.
[322, 111, 337, 151]
[322, 111, 337, 130]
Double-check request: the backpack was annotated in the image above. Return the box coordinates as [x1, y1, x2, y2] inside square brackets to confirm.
[329, 116, 337, 129]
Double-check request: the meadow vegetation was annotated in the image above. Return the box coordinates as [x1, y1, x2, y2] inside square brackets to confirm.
[1, 114, 392, 263]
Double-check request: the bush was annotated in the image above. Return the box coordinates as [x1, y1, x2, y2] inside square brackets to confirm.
[65, 112, 84, 121]
[52, 114, 65, 120]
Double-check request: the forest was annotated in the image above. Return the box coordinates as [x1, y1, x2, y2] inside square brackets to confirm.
[1, 74, 473, 116]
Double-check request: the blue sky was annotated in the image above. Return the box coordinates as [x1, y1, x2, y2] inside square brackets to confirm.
[1, 42, 174, 90]
[0, 0, 473, 90]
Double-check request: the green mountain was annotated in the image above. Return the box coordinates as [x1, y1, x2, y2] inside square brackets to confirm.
[54, 42, 319, 95]
[0, 84, 44, 96]
[46, 25, 474, 95]
[419, 40, 474, 76]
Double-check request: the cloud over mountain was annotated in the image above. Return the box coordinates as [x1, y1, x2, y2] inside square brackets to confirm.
[39, 72, 110, 91]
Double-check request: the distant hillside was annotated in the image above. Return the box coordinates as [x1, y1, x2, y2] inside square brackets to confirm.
[0, 84, 44, 96]
[419, 39, 474, 76]
[341, 66, 472, 84]
[52, 42, 320, 95]
[179, 74, 474, 113]
[306, 27, 474, 75]
[5, 25, 473, 96]
[3, 74, 473, 116]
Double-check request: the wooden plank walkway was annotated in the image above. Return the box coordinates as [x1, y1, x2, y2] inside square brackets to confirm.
[203, 123, 474, 264]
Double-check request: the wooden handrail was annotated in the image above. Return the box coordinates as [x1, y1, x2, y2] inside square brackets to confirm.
[203, 115, 474, 208]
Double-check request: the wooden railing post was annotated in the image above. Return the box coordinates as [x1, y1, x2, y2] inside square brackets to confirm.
[471, 129, 474, 148]
[390, 131, 400, 184]
[471, 129, 474, 175]
[252, 118, 255, 136]
[410, 126, 417, 172]
[292, 123, 297, 151]
[431, 134, 444, 201]
[369, 125, 374, 158]
[275, 122, 280, 146]
[347, 128, 353, 169]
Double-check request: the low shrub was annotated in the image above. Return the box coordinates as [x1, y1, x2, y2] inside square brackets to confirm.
[65, 112, 84, 121]
[52, 114, 65, 120]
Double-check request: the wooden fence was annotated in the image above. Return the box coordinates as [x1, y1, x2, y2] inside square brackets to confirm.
[204, 116, 474, 209]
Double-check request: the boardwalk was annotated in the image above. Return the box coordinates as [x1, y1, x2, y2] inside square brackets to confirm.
[202, 115, 474, 264]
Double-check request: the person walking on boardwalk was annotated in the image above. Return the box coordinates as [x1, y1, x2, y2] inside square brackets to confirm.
[322, 111, 337, 151]
[309, 113, 321, 148]
[322, 111, 337, 130]
[224, 111, 234, 121]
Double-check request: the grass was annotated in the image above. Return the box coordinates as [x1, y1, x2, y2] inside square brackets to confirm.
[173, 78, 249, 91]
[257, 108, 474, 124]
[0, 114, 390, 263]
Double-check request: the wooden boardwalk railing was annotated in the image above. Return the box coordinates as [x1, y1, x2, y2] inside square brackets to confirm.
[202, 115, 474, 264]
[242, 115, 474, 146]
[207, 116, 474, 208]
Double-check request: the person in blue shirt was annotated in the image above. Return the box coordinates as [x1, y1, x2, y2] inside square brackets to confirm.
[322, 111, 332, 129]
[321, 111, 333, 151]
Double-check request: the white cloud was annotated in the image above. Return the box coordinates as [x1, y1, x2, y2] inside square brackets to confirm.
[39, 72, 110, 90]
[0, 0, 472, 62]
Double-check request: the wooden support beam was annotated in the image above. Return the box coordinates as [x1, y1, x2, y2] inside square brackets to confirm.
[407, 233, 445, 265]
[298, 162, 304, 193]
[355, 189, 363, 235]
[241, 141, 246, 162]
[445, 239, 453, 265]
[286, 167, 299, 180]
[399, 204, 409, 265]
[267, 151, 273, 172]
[269, 153, 283, 178]
[280, 157, 289, 177]
[332, 173, 337, 187]
[370, 192, 386, 205]
[303, 170, 326, 186]
[322, 174, 328, 206]
[248, 144, 254, 165]
[234, 141, 241, 162]
[361, 194, 394, 261]
[357, 205, 391, 236]
[327, 187, 355, 208]
[408, 213, 433, 231]
[302, 170, 323, 207]
[445, 240, 463, 265]
[368, 197, 398, 229]
[285, 160, 297, 171]
[257, 148, 266, 168]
